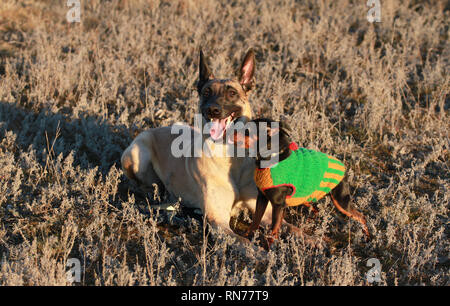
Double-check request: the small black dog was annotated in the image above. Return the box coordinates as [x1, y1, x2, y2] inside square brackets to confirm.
[232, 118, 371, 247]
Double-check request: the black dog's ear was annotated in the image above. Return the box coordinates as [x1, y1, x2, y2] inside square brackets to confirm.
[279, 121, 292, 137]
[278, 115, 292, 137]
[198, 49, 214, 93]
[235, 116, 251, 124]
[238, 49, 256, 92]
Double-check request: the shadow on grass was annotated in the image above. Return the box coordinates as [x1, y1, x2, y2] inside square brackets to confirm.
[0, 99, 201, 225]
[0, 101, 170, 225]
[0, 101, 131, 173]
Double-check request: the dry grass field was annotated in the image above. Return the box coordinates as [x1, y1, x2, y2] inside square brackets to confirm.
[0, 0, 448, 285]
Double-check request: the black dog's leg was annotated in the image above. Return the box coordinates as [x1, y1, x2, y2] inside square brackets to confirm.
[264, 186, 293, 247]
[268, 203, 285, 246]
[329, 178, 371, 240]
[244, 189, 269, 237]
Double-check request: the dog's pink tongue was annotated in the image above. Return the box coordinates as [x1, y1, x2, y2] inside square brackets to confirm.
[210, 119, 226, 140]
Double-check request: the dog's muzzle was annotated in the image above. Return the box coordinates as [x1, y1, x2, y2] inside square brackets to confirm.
[202, 103, 243, 141]
[207, 113, 236, 141]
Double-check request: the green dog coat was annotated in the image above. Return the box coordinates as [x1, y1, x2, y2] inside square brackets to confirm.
[254, 142, 346, 206]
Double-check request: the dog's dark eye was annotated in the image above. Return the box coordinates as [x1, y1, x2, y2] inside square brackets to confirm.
[203, 88, 211, 97]
[228, 89, 237, 97]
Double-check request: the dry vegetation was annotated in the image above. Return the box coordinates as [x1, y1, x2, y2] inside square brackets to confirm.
[0, 0, 448, 285]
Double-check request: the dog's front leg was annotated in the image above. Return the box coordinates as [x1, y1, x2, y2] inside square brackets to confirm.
[263, 188, 291, 247]
[202, 185, 270, 253]
[201, 184, 245, 243]
[264, 205, 285, 249]
[244, 189, 269, 238]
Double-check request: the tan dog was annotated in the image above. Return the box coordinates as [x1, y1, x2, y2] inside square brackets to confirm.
[121, 50, 288, 243]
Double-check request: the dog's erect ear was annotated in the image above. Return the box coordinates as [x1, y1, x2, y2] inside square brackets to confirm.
[279, 120, 292, 137]
[238, 49, 256, 92]
[235, 116, 251, 125]
[198, 49, 214, 93]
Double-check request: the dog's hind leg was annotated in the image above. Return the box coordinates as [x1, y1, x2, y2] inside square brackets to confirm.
[121, 132, 162, 193]
[329, 179, 371, 240]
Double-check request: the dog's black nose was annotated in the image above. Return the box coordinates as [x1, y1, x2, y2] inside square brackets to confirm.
[207, 105, 221, 118]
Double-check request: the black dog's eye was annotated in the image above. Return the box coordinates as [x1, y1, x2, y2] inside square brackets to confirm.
[203, 88, 211, 97]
